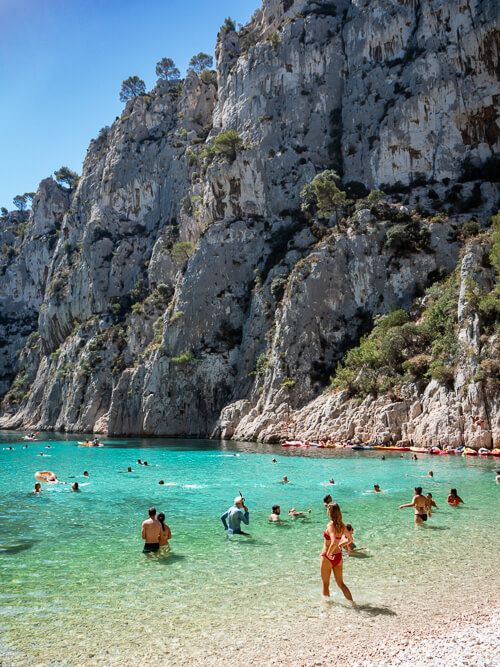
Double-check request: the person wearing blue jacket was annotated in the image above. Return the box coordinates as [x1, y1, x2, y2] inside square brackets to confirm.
[220, 496, 250, 535]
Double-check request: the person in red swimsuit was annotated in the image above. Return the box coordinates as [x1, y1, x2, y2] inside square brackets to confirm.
[447, 488, 464, 506]
[320, 503, 355, 606]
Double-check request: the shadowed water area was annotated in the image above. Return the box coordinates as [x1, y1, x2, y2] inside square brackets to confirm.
[0, 433, 499, 665]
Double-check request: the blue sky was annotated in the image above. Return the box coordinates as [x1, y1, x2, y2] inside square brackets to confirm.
[0, 0, 257, 210]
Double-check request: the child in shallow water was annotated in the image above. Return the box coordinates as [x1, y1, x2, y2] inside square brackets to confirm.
[344, 524, 357, 552]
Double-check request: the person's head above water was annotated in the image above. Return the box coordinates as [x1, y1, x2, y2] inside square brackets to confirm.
[148, 507, 156, 518]
[159, 480, 165, 485]
[234, 496, 244, 508]
[428, 471, 433, 477]
[272, 504, 280, 515]
[144, 461, 149, 466]
[345, 523, 353, 532]
[83, 471, 89, 477]
[71, 482, 79, 491]
[450, 488, 458, 497]
[127, 467, 132, 472]
[323, 494, 333, 505]
[34, 482, 41, 492]
[282, 475, 288, 482]
[374, 484, 380, 491]
[415, 486, 423, 495]
[137, 459, 142, 464]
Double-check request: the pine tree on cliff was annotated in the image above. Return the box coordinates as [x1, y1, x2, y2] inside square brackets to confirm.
[188, 52, 213, 74]
[119, 75, 146, 102]
[155, 58, 180, 82]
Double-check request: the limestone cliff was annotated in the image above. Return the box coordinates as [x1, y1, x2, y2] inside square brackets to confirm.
[1, 0, 499, 447]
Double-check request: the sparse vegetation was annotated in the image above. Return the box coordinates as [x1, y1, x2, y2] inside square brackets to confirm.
[54, 166, 79, 190]
[300, 170, 350, 219]
[156, 57, 180, 82]
[331, 271, 461, 397]
[171, 350, 194, 364]
[202, 129, 244, 163]
[188, 52, 213, 74]
[119, 75, 146, 102]
[171, 241, 195, 265]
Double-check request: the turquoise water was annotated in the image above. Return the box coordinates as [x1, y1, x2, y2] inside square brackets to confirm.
[1, 433, 499, 665]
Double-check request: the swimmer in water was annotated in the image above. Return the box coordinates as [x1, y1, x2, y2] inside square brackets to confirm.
[33, 482, 41, 494]
[144, 461, 149, 466]
[381, 455, 386, 461]
[373, 484, 382, 493]
[71, 482, 80, 492]
[320, 503, 355, 606]
[157, 512, 171, 548]
[142, 507, 162, 553]
[447, 488, 464, 506]
[426, 493, 437, 517]
[127, 467, 132, 473]
[269, 505, 282, 522]
[496, 471, 500, 484]
[288, 507, 312, 518]
[220, 496, 250, 535]
[271, 458, 277, 464]
[344, 524, 357, 553]
[412, 454, 418, 461]
[159, 480, 165, 485]
[329, 478, 335, 485]
[323, 494, 333, 507]
[399, 486, 428, 525]
[137, 459, 143, 465]
[428, 471, 434, 478]
[282, 475, 289, 484]
[83, 471, 89, 478]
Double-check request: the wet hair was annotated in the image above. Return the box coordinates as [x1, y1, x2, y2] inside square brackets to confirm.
[323, 494, 332, 504]
[272, 505, 280, 513]
[326, 503, 343, 533]
[72, 482, 79, 490]
[148, 507, 156, 517]
[127, 467, 132, 472]
[427, 493, 433, 498]
[157, 512, 165, 530]
[374, 484, 380, 489]
[450, 488, 457, 497]
[159, 480, 165, 485]
[415, 486, 423, 495]
[144, 461, 149, 466]
[345, 523, 353, 531]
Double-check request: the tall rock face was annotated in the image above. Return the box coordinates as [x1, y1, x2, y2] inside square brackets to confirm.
[1, 0, 499, 447]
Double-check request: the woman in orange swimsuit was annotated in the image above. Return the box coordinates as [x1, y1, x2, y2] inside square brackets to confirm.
[320, 503, 355, 605]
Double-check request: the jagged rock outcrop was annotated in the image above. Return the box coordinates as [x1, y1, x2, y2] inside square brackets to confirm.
[1, 0, 499, 447]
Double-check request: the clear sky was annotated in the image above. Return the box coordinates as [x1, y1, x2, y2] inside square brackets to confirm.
[0, 0, 258, 210]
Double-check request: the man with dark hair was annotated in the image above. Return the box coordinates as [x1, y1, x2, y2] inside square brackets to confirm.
[141, 507, 162, 552]
[269, 505, 281, 522]
[323, 494, 332, 506]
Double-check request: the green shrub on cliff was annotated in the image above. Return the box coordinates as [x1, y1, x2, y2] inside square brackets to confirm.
[202, 129, 244, 163]
[330, 272, 460, 397]
[300, 170, 349, 219]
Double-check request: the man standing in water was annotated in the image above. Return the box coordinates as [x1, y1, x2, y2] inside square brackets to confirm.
[141, 507, 162, 552]
[399, 487, 429, 525]
[220, 496, 250, 535]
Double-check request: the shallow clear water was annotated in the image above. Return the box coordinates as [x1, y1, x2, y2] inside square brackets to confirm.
[0, 433, 499, 665]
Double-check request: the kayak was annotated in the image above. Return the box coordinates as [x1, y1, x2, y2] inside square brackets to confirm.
[409, 447, 428, 453]
[373, 446, 410, 452]
[491, 448, 500, 457]
[351, 445, 373, 450]
[463, 447, 478, 456]
[78, 441, 104, 447]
